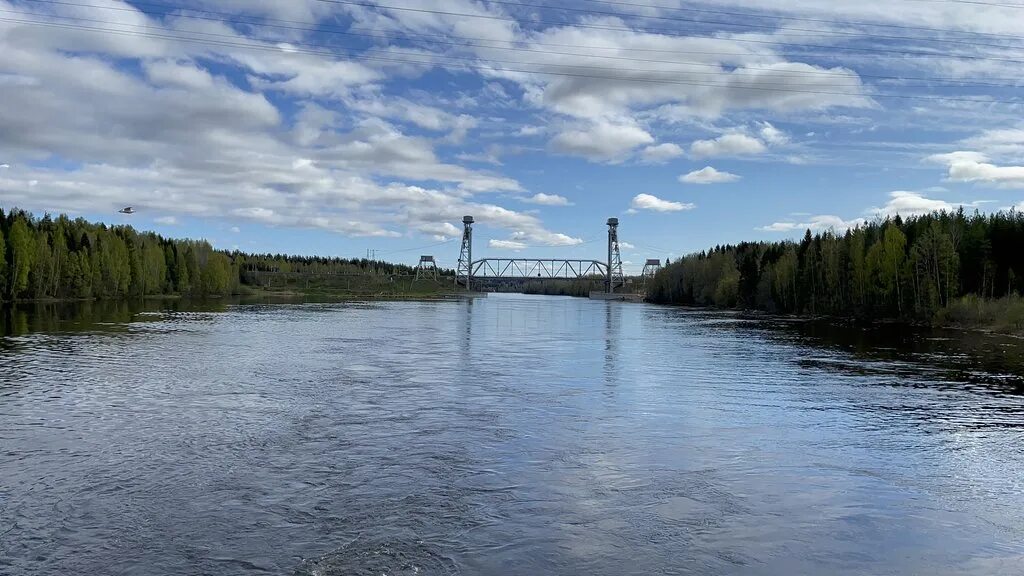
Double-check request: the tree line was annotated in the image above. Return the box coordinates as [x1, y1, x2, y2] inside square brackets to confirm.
[0, 208, 434, 302]
[647, 209, 1024, 321]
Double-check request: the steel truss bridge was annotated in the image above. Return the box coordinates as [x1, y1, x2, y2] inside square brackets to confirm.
[470, 258, 608, 280]
[449, 216, 644, 294]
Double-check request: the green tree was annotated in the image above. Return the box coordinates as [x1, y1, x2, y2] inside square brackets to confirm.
[848, 228, 868, 311]
[0, 225, 7, 297]
[6, 216, 35, 299]
[29, 228, 53, 299]
[879, 223, 908, 315]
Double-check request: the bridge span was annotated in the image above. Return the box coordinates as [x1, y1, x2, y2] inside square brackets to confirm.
[452, 216, 629, 294]
[471, 258, 607, 280]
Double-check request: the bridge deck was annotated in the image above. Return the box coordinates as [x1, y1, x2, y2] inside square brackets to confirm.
[471, 258, 608, 280]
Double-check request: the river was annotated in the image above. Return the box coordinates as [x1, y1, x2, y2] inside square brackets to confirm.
[1, 294, 1023, 575]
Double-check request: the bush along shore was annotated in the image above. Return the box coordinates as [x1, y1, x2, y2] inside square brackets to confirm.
[646, 209, 1024, 334]
[0, 208, 453, 302]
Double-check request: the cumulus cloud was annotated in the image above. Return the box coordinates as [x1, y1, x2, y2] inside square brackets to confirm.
[550, 119, 654, 162]
[523, 193, 572, 206]
[631, 193, 695, 213]
[758, 122, 789, 146]
[640, 143, 685, 163]
[691, 133, 767, 158]
[928, 152, 1024, 188]
[680, 166, 741, 184]
[417, 222, 462, 241]
[758, 215, 865, 233]
[761, 191, 989, 234]
[870, 191, 986, 217]
[489, 239, 527, 250]
[154, 216, 179, 225]
[960, 128, 1024, 157]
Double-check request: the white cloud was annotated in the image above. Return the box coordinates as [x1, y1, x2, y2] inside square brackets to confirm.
[550, 119, 654, 163]
[928, 152, 1024, 188]
[489, 239, 527, 250]
[620, 241, 636, 250]
[761, 191, 988, 234]
[680, 166, 741, 184]
[758, 222, 800, 232]
[691, 133, 767, 158]
[516, 125, 546, 137]
[870, 191, 985, 217]
[758, 215, 865, 233]
[960, 128, 1024, 157]
[230, 226, 241, 233]
[640, 143, 685, 163]
[758, 122, 789, 146]
[630, 193, 695, 213]
[523, 193, 572, 206]
[154, 216, 178, 225]
[417, 221, 461, 241]
[0, 164, 9, 169]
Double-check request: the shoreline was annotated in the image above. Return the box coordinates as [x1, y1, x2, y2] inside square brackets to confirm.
[0, 287, 474, 306]
[652, 302, 1024, 338]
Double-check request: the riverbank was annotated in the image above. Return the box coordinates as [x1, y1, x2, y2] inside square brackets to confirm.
[660, 294, 1024, 337]
[935, 295, 1024, 335]
[234, 284, 469, 301]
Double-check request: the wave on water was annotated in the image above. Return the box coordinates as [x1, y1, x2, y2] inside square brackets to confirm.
[294, 536, 459, 576]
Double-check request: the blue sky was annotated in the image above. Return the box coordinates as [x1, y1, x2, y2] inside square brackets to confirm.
[1, 0, 1023, 271]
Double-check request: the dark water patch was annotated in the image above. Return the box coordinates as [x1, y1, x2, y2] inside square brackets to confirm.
[294, 536, 460, 576]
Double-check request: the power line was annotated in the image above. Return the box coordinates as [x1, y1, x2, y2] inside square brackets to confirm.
[901, 0, 1024, 8]
[573, 0, 1024, 36]
[2, 15, 1021, 104]
[307, 0, 1024, 62]
[425, 0, 1024, 50]
[29, 0, 1023, 53]
[15, 0, 1024, 86]
[377, 238, 458, 256]
[6, 9, 1015, 90]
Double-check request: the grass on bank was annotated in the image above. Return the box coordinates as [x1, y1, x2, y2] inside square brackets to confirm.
[935, 294, 1024, 334]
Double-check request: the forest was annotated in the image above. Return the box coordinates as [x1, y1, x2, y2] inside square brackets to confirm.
[647, 209, 1024, 328]
[0, 208, 430, 301]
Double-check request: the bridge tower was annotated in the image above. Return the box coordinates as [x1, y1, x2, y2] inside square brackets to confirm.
[415, 255, 439, 281]
[456, 215, 474, 290]
[606, 218, 624, 293]
[641, 258, 662, 289]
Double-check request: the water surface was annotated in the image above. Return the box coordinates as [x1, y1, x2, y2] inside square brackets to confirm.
[2, 295, 1023, 575]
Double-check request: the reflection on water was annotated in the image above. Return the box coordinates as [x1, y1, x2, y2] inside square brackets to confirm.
[1, 294, 1023, 575]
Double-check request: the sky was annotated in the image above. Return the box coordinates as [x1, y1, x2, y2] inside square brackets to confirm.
[1, 0, 1024, 271]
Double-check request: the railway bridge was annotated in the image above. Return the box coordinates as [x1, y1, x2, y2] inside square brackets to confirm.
[451, 216, 634, 294]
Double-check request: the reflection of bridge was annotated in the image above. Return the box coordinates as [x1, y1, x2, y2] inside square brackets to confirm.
[453, 216, 631, 293]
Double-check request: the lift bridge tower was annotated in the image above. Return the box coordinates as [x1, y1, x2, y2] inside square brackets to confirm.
[456, 215, 474, 290]
[606, 218, 624, 293]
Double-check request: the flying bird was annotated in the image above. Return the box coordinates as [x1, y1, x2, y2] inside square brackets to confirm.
[119, 207, 136, 214]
